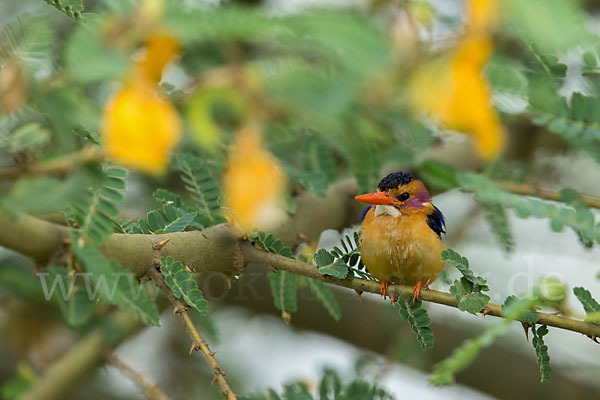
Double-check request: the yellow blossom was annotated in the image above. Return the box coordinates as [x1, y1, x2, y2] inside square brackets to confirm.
[223, 126, 287, 234]
[408, 0, 505, 159]
[102, 81, 181, 174]
[101, 33, 181, 174]
[135, 34, 180, 84]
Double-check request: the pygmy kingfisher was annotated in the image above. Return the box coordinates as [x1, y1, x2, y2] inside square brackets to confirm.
[355, 172, 446, 303]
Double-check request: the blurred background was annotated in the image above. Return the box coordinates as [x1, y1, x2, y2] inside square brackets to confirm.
[1, 0, 600, 399]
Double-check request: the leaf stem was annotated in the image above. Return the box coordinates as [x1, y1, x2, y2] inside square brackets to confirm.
[0, 146, 103, 179]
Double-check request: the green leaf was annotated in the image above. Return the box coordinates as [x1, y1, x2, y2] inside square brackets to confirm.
[0, 14, 54, 71]
[72, 167, 126, 245]
[305, 278, 341, 321]
[440, 249, 488, 288]
[449, 278, 490, 314]
[396, 297, 434, 350]
[251, 232, 294, 259]
[267, 270, 299, 313]
[2, 173, 88, 216]
[72, 237, 160, 326]
[482, 203, 514, 253]
[43, 0, 84, 20]
[572, 287, 600, 323]
[47, 266, 95, 327]
[64, 14, 129, 83]
[532, 325, 552, 383]
[313, 249, 351, 279]
[457, 172, 600, 245]
[418, 160, 458, 190]
[431, 321, 509, 385]
[173, 154, 226, 226]
[4, 123, 50, 154]
[160, 256, 208, 315]
[502, 295, 540, 324]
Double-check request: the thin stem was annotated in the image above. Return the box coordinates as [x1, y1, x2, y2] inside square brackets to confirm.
[106, 353, 171, 400]
[240, 241, 600, 339]
[497, 181, 600, 210]
[148, 266, 237, 400]
[0, 146, 103, 179]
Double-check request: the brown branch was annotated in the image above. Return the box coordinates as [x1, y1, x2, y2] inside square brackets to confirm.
[106, 353, 171, 400]
[240, 241, 600, 339]
[148, 266, 237, 400]
[0, 146, 104, 179]
[497, 181, 600, 210]
[19, 312, 142, 400]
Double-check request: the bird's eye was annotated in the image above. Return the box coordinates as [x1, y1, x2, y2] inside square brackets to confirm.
[398, 192, 410, 201]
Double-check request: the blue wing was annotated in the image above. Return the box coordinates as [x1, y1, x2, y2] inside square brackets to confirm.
[427, 205, 446, 238]
[360, 205, 372, 222]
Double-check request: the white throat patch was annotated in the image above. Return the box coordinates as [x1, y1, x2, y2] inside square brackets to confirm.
[374, 204, 401, 218]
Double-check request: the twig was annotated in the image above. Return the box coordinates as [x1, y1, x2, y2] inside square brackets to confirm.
[240, 241, 600, 339]
[147, 266, 237, 400]
[497, 181, 600, 210]
[106, 353, 171, 400]
[19, 312, 141, 400]
[0, 146, 103, 179]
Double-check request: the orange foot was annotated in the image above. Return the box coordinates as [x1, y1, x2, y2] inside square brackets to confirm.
[412, 280, 422, 304]
[380, 281, 389, 300]
[412, 279, 431, 304]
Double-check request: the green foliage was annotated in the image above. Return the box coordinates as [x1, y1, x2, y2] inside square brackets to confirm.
[72, 235, 160, 326]
[395, 297, 434, 351]
[130, 203, 198, 234]
[173, 154, 226, 227]
[532, 325, 552, 384]
[431, 321, 509, 385]
[0, 14, 54, 71]
[64, 14, 129, 83]
[572, 287, 600, 323]
[449, 278, 490, 314]
[43, 0, 84, 20]
[313, 249, 351, 279]
[304, 278, 341, 321]
[251, 232, 294, 259]
[159, 256, 208, 315]
[502, 295, 540, 324]
[0, 364, 37, 400]
[267, 270, 299, 314]
[457, 172, 600, 246]
[71, 167, 127, 245]
[482, 203, 514, 253]
[418, 159, 458, 191]
[441, 248, 488, 288]
[46, 265, 95, 327]
[242, 367, 393, 400]
[330, 232, 364, 270]
[1, 173, 89, 216]
[2, 123, 51, 154]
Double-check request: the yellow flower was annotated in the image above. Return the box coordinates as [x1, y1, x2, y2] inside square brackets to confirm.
[102, 81, 181, 174]
[135, 34, 180, 84]
[223, 125, 287, 233]
[101, 33, 181, 174]
[408, 0, 505, 159]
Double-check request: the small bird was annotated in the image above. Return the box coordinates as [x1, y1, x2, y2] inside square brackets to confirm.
[355, 172, 446, 303]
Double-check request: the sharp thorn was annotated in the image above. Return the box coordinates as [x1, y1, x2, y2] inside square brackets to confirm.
[153, 238, 172, 250]
[522, 322, 531, 342]
[355, 290, 363, 303]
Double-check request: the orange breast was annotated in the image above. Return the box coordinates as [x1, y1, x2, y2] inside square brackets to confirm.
[359, 207, 445, 286]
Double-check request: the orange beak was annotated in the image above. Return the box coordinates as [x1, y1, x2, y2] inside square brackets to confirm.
[354, 191, 396, 205]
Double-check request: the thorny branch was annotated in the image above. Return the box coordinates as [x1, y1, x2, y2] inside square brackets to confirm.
[106, 353, 171, 400]
[147, 252, 237, 400]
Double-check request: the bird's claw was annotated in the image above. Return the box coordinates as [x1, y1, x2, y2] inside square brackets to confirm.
[380, 281, 389, 300]
[412, 280, 423, 304]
